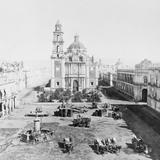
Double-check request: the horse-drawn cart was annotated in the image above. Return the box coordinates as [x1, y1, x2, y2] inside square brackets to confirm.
[131, 137, 149, 153]
[92, 108, 107, 117]
[112, 111, 122, 120]
[72, 115, 91, 127]
[54, 108, 73, 117]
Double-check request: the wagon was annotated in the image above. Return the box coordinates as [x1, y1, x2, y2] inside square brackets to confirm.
[92, 109, 107, 117]
[72, 116, 91, 127]
[54, 108, 73, 117]
[61, 137, 73, 154]
[112, 111, 122, 120]
[132, 137, 148, 153]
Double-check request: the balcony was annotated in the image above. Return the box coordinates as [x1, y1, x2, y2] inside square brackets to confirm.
[148, 83, 159, 88]
[65, 74, 86, 78]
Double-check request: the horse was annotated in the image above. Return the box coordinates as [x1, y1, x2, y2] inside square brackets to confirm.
[63, 137, 73, 154]
[112, 112, 122, 120]
[131, 137, 147, 153]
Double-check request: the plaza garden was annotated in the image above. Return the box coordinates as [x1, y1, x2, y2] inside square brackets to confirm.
[37, 87, 101, 103]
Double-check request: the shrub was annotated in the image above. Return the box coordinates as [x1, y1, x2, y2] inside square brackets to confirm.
[81, 89, 88, 99]
[72, 91, 82, 102]
[87, 91, 101, 102]
[53, 88, 64, 100]
[38, 92, 50, 102]
[37, 88, 72, 102]
[49, 88, 71, 102]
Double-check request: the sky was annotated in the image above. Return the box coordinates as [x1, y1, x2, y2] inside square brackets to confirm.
[0, 0, 160, 66]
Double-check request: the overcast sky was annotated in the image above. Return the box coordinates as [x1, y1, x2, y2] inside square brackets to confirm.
[0, 0, 160, 66]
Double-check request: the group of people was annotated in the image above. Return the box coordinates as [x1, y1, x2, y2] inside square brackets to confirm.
[132, 135, 144, 146]
[94, 137, 121, 154]
[132, 135, 149, 154]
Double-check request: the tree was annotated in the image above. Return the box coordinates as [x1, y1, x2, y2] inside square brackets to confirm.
[0, 67, 3, 72]
[53, 88, 64, 100]
[72, 91, 82, 102]
[87, 91, 101, 102]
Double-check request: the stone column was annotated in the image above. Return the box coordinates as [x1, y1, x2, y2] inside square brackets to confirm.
[95, 64, 98, 86]
[8, 99, 11, 114]
[61, 58, 65, 89]
[51, 58, 55, 89]
[1, 103, 4, 117]
[83, 78, 85, 90]
[71, 79, 73, 92]
[86, 62, 90, 89]
[10, 98, 13, 112]
[13, 96, 16, 109]
[110, 73, 113, 86]
[5, 100, 8, 115]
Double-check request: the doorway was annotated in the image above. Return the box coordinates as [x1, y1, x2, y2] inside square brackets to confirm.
[142, 89, 147, 102]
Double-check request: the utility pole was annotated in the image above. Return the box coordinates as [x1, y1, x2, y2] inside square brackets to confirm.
[23, 70, 28, 88]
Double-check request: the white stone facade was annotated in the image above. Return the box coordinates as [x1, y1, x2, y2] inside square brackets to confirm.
[147, 68, 160, 112]
[112, 59, 152, 102]
[0, 81, 16, 118]
[51, 21, 98, 92]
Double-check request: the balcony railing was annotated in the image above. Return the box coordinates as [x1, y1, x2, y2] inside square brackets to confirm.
[65, 74, 86, 77]
[148, 83, 160, 88]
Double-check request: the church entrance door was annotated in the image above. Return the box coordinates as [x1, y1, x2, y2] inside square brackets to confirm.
[73, 80, 79, 93]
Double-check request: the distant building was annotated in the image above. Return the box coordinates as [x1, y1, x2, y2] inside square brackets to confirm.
[0, 76, 17, 117]
[0, 61, 25, 118]
[147, 67, 160, 112]
[51, 21, 98, 92]
[99, 59, 132, 87]
[99, 72, 113, 86]
[113, 59, 152, 102]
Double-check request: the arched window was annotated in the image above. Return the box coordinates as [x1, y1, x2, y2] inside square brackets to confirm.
[57, 35, 59, 41]
[69, 56, 72, 61]
[57, 46, 59, 53]
[143, 76, 148, 84]
[79, 56, 83, 62]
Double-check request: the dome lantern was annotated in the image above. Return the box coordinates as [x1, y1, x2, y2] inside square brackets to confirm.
[74, 34, 79, 42]
[68, 35, 86, 53]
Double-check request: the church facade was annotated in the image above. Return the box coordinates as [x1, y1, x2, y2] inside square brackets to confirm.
[51, 21, 98, 92]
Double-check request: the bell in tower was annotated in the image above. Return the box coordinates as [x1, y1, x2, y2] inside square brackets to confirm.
[52, 20, 64, 57]
[55, 20, 62, 32]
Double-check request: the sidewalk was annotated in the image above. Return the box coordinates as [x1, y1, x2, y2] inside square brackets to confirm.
[16, 88, 33, 100]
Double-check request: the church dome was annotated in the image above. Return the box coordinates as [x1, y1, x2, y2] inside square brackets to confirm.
[68, 35, 86, 52]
